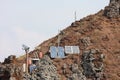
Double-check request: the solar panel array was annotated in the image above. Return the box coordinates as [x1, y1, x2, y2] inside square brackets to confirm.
[50, 46, 80, 58]
[65, 46, 80, 54]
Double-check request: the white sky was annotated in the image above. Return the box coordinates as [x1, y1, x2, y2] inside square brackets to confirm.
[0, 0, 109, 62]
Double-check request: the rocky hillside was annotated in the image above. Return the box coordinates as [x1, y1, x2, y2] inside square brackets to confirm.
[30, 0, 120, 79]
[0, 0, 120, 80]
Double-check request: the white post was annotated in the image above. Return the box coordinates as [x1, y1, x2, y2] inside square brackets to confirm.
[23, 63, 26, 72]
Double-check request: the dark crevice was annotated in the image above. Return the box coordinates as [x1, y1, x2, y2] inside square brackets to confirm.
[119, 8, 120, 14]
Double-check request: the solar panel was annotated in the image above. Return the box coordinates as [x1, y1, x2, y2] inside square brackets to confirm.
[58, 47, 65, 58]
[65, 46, 72, 54]
[50, 46, 57, 58]
[72, 46, 80, 54]
[65, 46, 80, 54]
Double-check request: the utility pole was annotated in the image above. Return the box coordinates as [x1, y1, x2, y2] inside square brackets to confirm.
[57, 30, 60, 57]
[22, 44, 30, 74]
[57, 30, 64, 47]
[58, 30, 60, 48]
[57, 30, 64, 57]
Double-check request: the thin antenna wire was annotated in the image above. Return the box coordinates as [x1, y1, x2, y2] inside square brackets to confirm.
[74, 11, 77, 21]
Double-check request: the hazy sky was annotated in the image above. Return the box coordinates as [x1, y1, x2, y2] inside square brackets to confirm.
[0, 0, 109, 62]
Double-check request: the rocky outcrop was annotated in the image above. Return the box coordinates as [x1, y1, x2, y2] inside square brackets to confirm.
[67, 64, 86, 80]
[0, 55, 23, 80]
[23, 55, 61, 80]
[3, 55, 16, 64]
[104, 0, 120, 18]
[81, 49, 105, 80]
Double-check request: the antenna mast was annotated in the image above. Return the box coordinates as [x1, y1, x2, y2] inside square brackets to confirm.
[22, 44, 30, 74]
[74, 11, 77, 21]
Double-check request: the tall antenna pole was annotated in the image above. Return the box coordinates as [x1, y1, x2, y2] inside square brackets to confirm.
[74, 11, 77, 21]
